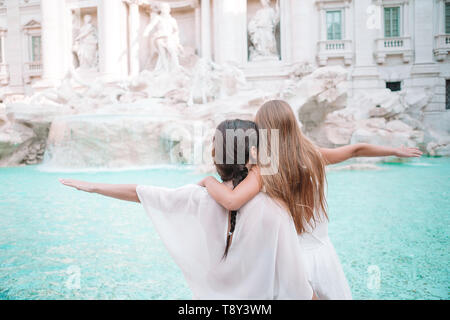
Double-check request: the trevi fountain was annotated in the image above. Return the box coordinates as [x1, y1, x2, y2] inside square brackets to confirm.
[0, 0, 449, 171]
[0, 0, 449, 301]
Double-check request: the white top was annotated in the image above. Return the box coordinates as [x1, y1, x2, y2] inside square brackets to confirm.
[136, 184, 314, 300]
[298, 216, 352, 300]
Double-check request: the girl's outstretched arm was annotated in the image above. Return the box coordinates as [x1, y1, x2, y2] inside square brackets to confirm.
[198, 167, 262, 211]
[59, 179, 140, 203]
[319, 144, 422, 165]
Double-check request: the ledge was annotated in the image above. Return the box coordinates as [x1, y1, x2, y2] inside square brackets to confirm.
[374, 36, 413, 64]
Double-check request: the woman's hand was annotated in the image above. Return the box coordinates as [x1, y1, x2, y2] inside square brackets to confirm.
[59, 179, 94, 193]
[394, 146, 423, 158]
[59, 179, 139, 202]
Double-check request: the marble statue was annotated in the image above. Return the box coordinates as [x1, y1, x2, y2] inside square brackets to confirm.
[218, 62, 247, 98]
[29, 71, 83, 107]
[188, 58, 221, 106]
[143, 3, 183, 73]
[73, 15, 98, 70]
[248, 0, 280, 61]
[187, 59, 247, 106]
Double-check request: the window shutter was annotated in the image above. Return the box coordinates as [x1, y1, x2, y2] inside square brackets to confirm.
[384, 7, 400, 38]
[326, 10, 342, 40]
[384, 8, 391, 37]
[32, 36, 42, 62]
[392, 7, 399, 37]
[335, 11, 342, 40]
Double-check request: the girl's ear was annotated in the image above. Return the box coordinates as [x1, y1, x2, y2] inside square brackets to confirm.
[250, 146, 258, 163]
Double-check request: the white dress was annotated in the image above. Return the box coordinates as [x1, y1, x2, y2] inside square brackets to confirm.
[136, 184, 314, 300]
[298, 215, 352, 300]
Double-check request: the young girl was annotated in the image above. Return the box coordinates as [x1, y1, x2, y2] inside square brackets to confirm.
[60, 119, 316, 300]
[199, 100, 422, 300]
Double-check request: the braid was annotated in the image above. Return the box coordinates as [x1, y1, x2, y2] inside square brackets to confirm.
[223, 166, 248, 259]
[213, 119, 258, 260]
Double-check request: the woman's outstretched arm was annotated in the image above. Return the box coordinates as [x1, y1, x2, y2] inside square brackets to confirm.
[198, 167, 262, 211]
[319, 144, 423, 165]
[59, 179, 140, 203]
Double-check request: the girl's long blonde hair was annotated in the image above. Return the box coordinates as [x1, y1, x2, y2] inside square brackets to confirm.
[255, 100, 328, 234]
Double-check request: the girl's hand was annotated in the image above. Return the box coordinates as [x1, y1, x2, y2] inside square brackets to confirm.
[59, 179, 94, 193]
[394, 146, 423, 158]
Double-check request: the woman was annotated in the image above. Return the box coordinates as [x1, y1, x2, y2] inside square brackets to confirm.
[60, 119, 316, 300]
[199, 100, 423, 299]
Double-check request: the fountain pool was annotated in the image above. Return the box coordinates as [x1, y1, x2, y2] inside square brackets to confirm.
[0, 158, 448, 300]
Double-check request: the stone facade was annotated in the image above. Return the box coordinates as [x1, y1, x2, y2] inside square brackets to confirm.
[0, 0, 449, 131]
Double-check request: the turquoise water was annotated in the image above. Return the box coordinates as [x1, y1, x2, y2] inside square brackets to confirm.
[0, 158, 449, 300]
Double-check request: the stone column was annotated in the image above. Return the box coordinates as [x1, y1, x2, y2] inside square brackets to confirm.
[351, 0, 380, 92]
[213, 0, 247, 64]
[353, 0, 379, 67]
[319, 7, 326, 41]
[201, 0, 212, 60]
[128, 0, 140, 76]
[411, 0, 440, 112]
[5, 0, 23, 91]
[279, 0, 292, 62]
[344, 1, 352, 40]
[98, 0, 127, 81]
[40, 0, 66, 85]
[403, 1, 409, 36]
[291, 0, 317, 63]
[195, 6, 201, 55]
[438, 0, 445, 34]
[413, 0, 434, 64]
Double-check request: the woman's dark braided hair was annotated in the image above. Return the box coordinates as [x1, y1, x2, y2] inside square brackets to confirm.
[212, 119, 258, 259]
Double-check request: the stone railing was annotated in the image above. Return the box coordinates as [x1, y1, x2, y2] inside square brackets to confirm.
[434, 34, 450, 62]
[0, 63, 9, 85]
[24, 61, 42, 83]
[317, 39, 353, 66]
[374, 36, 413, 64]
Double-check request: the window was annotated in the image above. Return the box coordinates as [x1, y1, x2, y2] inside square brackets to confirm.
[446, 3, 450, 34]
[384, 7, 400, 38]
[31, 35, 41, 62]
[446, 80, 450, 110]
[386, 81, 401, 92]
[326, 10, 342, 40]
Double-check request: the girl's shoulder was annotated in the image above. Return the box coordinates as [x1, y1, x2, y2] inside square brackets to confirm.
[249, 166, 263, 188]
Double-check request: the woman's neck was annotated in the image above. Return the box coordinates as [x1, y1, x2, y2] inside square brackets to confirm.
[223, 180, 234, 190]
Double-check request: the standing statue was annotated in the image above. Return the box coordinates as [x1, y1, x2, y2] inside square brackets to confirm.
[143, 3, 183, 73]
[248, 0, 280, 61]
[73, 14, 98, 70]
[188, 58, 221, 106]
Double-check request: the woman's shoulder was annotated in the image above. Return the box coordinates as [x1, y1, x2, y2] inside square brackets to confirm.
[136, 183, 207, 203]
[241, 193, 290, 224]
